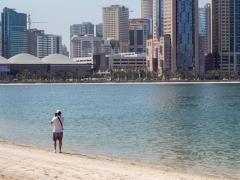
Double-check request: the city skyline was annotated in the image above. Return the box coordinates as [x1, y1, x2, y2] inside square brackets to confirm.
[0, 0, 210, 50]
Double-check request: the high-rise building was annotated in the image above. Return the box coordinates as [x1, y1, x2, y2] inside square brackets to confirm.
[129, 18, 150, 53]
[147, 0, 199, 73]
[212, 0, 240, 73]
[28, 29, 45, 57]
[158, 35, 171, 75]
[141, 0, 153, 19]
[70, 24, 82, 37]
[62, 45, 69, 57]
[199, 3, 211, 54]
[70, 22, 94, 37]
[81, 22, 94, 36]
[1, 8, 28, 58]
[199, 3, 212, 73]
[162, 0, 199, 72]
[71, 35, 101, 58]
[152, 0, 162, 39]
[96, 23, 103, 38]
[37, 34, 62, 58]
[102, 5, 129, 53]
[146, 39, 159, 72]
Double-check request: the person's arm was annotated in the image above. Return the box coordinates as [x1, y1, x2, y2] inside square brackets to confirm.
[50, 117, 55, 124]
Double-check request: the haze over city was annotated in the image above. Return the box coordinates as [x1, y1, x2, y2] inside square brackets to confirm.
[0, 0, 211, 47]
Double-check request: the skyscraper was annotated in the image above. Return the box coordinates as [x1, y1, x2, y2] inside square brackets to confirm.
[2, 8, 28, 58]
[70, 24, 82, 37]
[28, 28, 45, 57]
[141, 0, 153, 19]
[81, 22, 94, 36]
[70, 22, 94, 38]
[37, 34, 62, 58]
[96, 23, 103, 38]
[199, 3, 212, 72]
[162, 0, 199, 72]
[199, 4, 212, 54]
[212, 0, 240, 73]
[152, 0, 161, 39]
[102, 5, 129, 53]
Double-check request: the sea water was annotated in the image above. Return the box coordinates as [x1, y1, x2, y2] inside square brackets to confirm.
[0, 83, 239, 178]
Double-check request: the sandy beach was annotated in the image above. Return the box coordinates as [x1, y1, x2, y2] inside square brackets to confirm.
[0, 141, 221, 180]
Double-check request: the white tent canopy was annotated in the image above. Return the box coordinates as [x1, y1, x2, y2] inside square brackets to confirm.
[8, 53, 43, 64]
[42, 54, 76, 64]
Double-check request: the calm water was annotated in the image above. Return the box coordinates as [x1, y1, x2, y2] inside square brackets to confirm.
[0, 84, 240, 178]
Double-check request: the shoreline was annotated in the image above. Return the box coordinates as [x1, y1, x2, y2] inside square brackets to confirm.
[0, 140, 223, 180]
[1, 80, 240, 86]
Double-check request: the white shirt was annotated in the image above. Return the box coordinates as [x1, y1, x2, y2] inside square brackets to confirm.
[51, 116, 64, 133]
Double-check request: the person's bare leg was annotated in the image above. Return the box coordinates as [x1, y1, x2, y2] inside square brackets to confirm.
[54, 140, 57, 153]
[59, 140, 62, 153]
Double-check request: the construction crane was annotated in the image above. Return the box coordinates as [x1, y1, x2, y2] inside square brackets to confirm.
[27, 14, 48, 29]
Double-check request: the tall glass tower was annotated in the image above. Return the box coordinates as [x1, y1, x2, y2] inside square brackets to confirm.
[212, 0, 240, 73]
[2, 8, 28, 58]
[161, 0, 199, 72]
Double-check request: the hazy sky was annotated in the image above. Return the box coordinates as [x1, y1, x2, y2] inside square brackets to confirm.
[0, 0, 211, 50]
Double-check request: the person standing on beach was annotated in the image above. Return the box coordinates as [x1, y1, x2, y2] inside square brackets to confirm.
[50, 110, 64, 153]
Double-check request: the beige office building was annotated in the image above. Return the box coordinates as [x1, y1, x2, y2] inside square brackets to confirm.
[102, 5, 129, 53]
[141, 0, 153, 19]
[146, 39, 159, 72]
[158, 35, 171, 75]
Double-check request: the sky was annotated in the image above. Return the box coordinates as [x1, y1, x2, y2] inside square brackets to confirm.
[0, 0, 211, 50]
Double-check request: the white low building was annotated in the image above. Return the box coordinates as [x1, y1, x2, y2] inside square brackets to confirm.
[0, 53, 93, 73]
[107, 52, 146, 69]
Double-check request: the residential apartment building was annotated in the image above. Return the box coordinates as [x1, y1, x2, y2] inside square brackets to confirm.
[37, 34, 62, 58]
[28, 29, 45, 57]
